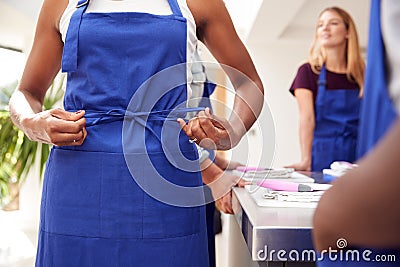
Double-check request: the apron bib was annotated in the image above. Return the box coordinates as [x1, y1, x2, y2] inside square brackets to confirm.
[312, 65, 360, 171]
[36, 0, 209, 266]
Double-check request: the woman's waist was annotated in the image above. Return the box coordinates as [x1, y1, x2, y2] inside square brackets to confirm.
[60, 122, 197, 153]
[69, 107, 203, 127]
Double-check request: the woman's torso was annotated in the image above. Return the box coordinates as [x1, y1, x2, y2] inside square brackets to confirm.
[289, 63, 360, 102]
[59, 0, 199, 154]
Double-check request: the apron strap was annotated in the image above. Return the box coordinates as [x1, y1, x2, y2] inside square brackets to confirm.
[83, 107, 205, 145]
[317, 64, 327, 87]
[62, 0, 182, 72]
[84, 107, 205, 127]
[167, 0, 183, 17]
[61, 0, 90, 72]
[315, 64, 327, 105]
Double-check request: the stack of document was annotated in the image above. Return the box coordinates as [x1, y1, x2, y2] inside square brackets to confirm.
[233, 166, 314, 183]
[245, 182, 332, 208]
[263, 190, 325, 203]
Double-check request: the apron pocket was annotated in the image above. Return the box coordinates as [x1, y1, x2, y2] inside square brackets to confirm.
[43, 148, 102, 237]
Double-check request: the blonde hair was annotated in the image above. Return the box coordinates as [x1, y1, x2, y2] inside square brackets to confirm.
[309, 6, 365, 95]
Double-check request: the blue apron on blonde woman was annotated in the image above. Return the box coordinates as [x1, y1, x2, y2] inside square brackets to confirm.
[36, 0, 209, 266]
[311, 65, 360, 171]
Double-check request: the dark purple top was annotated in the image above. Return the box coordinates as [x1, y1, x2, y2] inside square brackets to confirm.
[289, 63, 360, 101]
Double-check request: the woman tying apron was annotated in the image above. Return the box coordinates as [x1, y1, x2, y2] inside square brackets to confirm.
[9, 0, 264, 265]
[36, 0, 208, 265]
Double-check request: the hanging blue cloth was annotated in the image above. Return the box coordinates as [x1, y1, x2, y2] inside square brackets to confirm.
[36, 0, 209, 266]
[311, 65, 360, 171]
[356, 0, 397, 159]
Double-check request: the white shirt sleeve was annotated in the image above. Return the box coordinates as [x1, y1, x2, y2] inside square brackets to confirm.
[382, 0, 400, 113]
[196, 145, 210, 164]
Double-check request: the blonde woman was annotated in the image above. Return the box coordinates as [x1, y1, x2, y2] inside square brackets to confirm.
[287, 6, 365, 172]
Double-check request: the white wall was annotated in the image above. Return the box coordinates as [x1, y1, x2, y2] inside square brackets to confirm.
[0, 2, 37, 51]
[248, 42, 310, 168]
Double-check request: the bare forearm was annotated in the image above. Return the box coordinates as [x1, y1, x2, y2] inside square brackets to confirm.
[9, 89, 44, 132]
[299, 116, 314, 165]
[229, 80, 264, 144]
[201, 158, 223, 185]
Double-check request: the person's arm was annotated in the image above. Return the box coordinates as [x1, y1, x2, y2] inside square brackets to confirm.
[9, 0, 87, 146]
[213, 152, 243, 171]
[200, 157, 245, 214]
[313, 118, 400, 251]
[286, 89, 314, 171]
[179, 0, 264, 150]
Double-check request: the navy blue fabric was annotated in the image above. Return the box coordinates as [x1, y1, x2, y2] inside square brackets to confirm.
[356, 0, 397, 158]
[200, 81, 217, 162]
[204, 185, 216, 267]
[311, 65, 360, 171]
[36, 0, 209, 266]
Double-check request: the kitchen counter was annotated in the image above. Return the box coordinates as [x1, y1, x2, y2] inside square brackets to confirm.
[231, 172, 326, 267]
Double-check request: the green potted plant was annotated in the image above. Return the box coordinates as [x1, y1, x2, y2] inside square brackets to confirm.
[0, 79, 64, 209]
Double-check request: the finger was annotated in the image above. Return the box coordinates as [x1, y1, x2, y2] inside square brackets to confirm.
[54, 128, 87, 146]
[236, 178, 249, 187]
[198, 114, 224, 142]
[49, 130, 85, 146]
[284, 164, 295, 169]
[177, 118, 187, 130]
[51, 109, 85, 122]
[47, 117, 86, 135]
[223, 194, 233, 214]
[190, 116, 207, 141]
[216, 198, 229, 214]
[177, 118, 192, 137]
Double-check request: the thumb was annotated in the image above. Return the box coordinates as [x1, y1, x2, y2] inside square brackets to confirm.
[51, 109, 85, 121]
[236, 178, 248, 187]
[177, 118, 187, 129]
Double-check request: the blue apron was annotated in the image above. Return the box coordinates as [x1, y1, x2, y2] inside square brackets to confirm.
[357, 0, 397, 159]
[317, 1, 400, 266]
[201, 81, 217, 267]
[312, 65, 360, 171]
[36, 0, 209, 266]
[201, 82, 217, 162]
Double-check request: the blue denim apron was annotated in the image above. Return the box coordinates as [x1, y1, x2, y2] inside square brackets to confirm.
[317, 0, 400, 266]
[35, 0, 209, 266]
[312, 65, 360, 171]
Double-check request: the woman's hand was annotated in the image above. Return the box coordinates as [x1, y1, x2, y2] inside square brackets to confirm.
[285, 159, 311, 171]
[21, 108, 87, 146]
[209, 172, 247, 214]
[178, 108, 240, 150]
